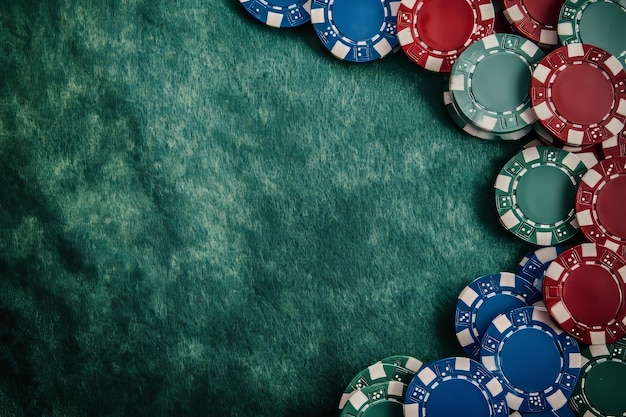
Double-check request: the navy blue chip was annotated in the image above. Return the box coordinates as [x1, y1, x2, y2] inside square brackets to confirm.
[240, 0, 312, 28]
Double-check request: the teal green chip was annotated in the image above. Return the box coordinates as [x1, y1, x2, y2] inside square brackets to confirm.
[449, 33, 545, 135]
[558, 0, 626, 70]
[569, 338, 626, 417]
[339, 357, 422, 410]
[340, 381, 406, 417]
[494, 146, 587, 245]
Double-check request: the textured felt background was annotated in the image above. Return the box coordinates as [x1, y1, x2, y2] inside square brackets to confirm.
[0, 1, 533, 416]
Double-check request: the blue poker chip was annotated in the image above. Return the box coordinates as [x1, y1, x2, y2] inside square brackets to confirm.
[510, 403, 576, 417]
[404, 357, 509, 417]
[239, 0, 312, 27]
[311, 0, 399, 62]
[516, 246, 566, 291]
[480, 306, 582, 413]
[455, 272, 542, 359]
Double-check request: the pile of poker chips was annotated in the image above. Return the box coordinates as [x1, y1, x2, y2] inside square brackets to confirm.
[238, 0, 626, 416]
[337, 244, 626, 417]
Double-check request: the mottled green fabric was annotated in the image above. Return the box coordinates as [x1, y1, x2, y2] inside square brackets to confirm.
[0, 1, 529, 416]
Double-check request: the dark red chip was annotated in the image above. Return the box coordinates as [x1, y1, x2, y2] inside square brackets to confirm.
[543, 243, 626, 345]
[397, 0, 495, 72]
[531, 44, 626, 147]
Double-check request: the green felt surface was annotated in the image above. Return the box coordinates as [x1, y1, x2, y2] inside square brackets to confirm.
[0, 1, 534, 416]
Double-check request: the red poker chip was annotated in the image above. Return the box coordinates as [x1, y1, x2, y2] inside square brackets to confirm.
[576, 157, 626, 259]
[502, 0, 561, 45]
[397, 0, 495, 72]
[602, 128, 626, 159]
[543, 243, 626, 345]
[531, 44, 626, 147]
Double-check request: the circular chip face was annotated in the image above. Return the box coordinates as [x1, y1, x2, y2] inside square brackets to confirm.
[311, 0, 399, 62]
[516, 246, 566, 290]
[502, 0, 561, 45]
[397, 0, 495, 72]
[404, 357, 509, 417]
[450, 34, 545, 134]
[455, 272, 542, 359]
[558, 0, 626, 70]
[339, 357, 424, 410]
[340, 381, 406, 417]
[602, 128, 626, 158]
[543, 243, 626, 344]
[239, 0, 312, 27]
[480, 306, 581, 412]
[530, 44, 626, 147]
[576, 156, 626, 259]
[494, 147, 587, 245]
[568, 338, 626, 417]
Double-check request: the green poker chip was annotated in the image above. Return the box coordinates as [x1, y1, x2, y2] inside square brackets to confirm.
[494, 146, 587, 245]
[339, 356, 423, 410]
[569, 338, 626, 417]
[558, 0, 626, 69]
[339, 381, 406, 417]
[449, 33, 545, 135]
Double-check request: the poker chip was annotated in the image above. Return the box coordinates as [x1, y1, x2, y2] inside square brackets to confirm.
[575, 156, 626, 259]
[602, 128, 626, 158]
[239, 0, 312, 27]
[338, 356, 423, 409]
[480, 306, 581, 412]
[568, 338, 626, 417]
[444, 91, 533, 140]
[450, 34, 545, 135]
[396, 0, 495, 72]
[516, 246, 566, 290]
[558, 0, 626, 70]
[494, 147, 587, 245]
[502, 0, 561, 45]
[455, 272, 541, 359]
[403, 357, 509, 417]
[340, 381, 406, 417]
[530, 44, 626, 147]
[311, 0, 399, 62]
[543, 243, 626, 345]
